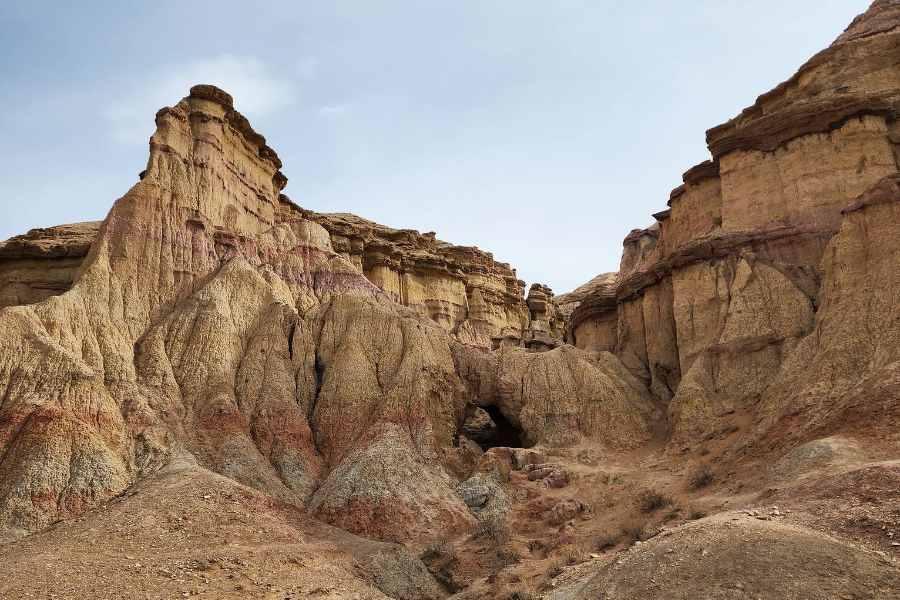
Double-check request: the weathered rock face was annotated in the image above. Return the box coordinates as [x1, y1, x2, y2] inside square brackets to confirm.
[554, 272, 616, 321]
[0, 85, 288, 539]
[293, 208, 561, 350]
[0, 222, 99, 308]
[736, 173, 900, 458]
[566, 0, 900, 431]
[0, 85, 654, 550]
[452, 344, 660, 449]
[1, 209, 564, 352]
[4, 7, 900, 595]
[523, 283, 565, 350]
[557, 272, 618, 355]
[0, 85, 464, 545]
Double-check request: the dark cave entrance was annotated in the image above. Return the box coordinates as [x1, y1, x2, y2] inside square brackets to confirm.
[481, 405, 524, 450]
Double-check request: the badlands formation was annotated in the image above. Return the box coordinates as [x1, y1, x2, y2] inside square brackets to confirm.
[2, 2, 900, 598]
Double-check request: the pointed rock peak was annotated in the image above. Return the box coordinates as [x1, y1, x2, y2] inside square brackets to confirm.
[156, 84, 285, 178]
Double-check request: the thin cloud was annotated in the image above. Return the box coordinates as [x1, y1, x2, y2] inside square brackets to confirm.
[317, 105, 349, 116]
[101, 55, 295, 145]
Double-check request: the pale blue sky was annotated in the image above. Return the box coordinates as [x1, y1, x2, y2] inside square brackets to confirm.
[0, 0, 873, 293]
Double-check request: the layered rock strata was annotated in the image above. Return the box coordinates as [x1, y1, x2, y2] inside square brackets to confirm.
[566, 1, 900, 450]
[736, 173, 900, 457]
[3, 6, 900, 591]
[0, 85, 463, 545]
[291, 208, 562, 350]
[0, 222, 99, 308]
[0, 210, 563, 352]
[0, 85, 651, 549]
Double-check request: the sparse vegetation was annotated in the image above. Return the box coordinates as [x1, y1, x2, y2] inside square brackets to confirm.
[595, 531, 620, 552]
[487, 548, 522, 573]
[664, 506, 682, 522]
[688, 506, 707, 520]
[472, 515, 511, 545]
[420, 536, 454, 563]
[420, 536, 461, 591]
[687, 464, 715, 491]
[602, 473, 622, 485]
[548, 558, 564, 578]
[621, 518, 649, 544]
[564, 542, 590, 566]
[638, 489, 672, 513]
[501, 585, 539, 600]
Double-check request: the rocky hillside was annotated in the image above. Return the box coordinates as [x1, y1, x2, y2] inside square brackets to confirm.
[1, 2, 900, 599]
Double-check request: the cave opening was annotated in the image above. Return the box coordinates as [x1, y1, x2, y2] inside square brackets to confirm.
[481, 405, 524, 450]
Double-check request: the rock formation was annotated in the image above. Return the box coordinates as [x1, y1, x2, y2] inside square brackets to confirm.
[281, 207, 564, 350]
[0, 222, 99, 309]
[738, 172, 900, 457]
[0, 85, 649, 552]
[0, 204, 563, 353]
[452, 344, 660, 449]
[566, 0, 900, 454]
[3, 2, 900, 598]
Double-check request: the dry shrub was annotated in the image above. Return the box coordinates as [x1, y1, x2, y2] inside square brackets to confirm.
[688, 506, 707, 520]
[663, 506, 681, 522]
[564, 542, 590, 566]
[420, 536, 461, 591]
[472, 515, 511, 545]
[420, 536, 453, 562]
[595, 531, 619, 552]
[687, 464, 715, 491]
[501, 585, 539, 600]
[487, 548, 522, 573]
[638, 489, 672, 513]
[621, 518, 649, 545]
[548, 559, 564, 578]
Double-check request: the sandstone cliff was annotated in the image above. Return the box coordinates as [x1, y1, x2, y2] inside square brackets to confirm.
[0, 222, 99, 309]
[289, 208, 563, 349]
[737, 173, 900, 458]
[0, 208, 561, 352]
[3, 3, 900, 598]
[0, 85, 648, 550]
[566, 0, 900, 454]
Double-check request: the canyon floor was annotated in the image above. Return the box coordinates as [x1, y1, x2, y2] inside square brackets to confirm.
[2, 428, 898, 599]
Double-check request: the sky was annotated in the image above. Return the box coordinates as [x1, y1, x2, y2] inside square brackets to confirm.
[0, 0, 874, 293]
